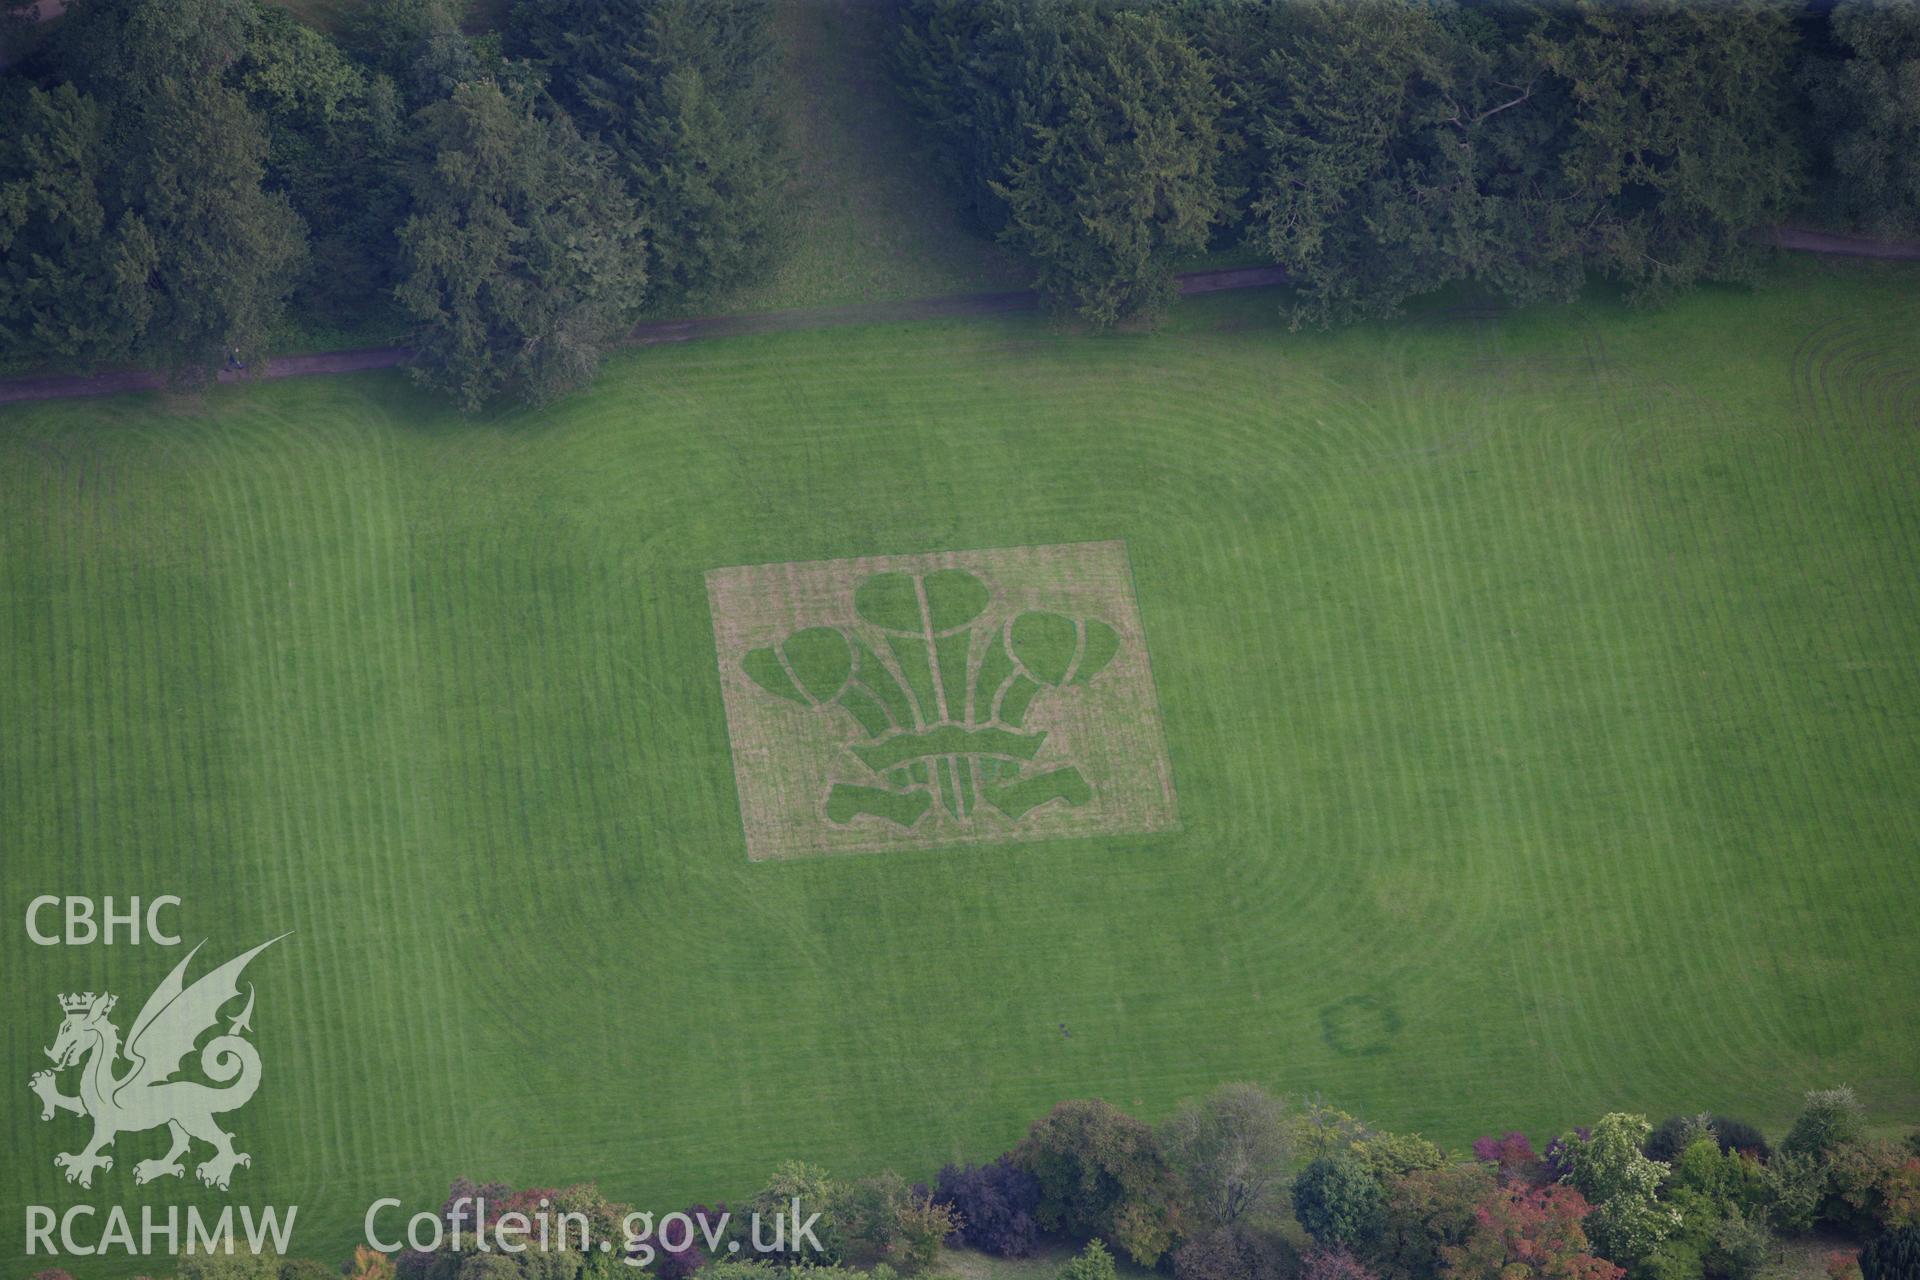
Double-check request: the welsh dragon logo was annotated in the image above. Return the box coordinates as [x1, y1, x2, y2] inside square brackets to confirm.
[743, 567, 1118, 828]
[30, 935, 284, 1191]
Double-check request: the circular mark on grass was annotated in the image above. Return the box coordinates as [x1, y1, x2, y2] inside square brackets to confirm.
[1320, 995, 1403, 1058]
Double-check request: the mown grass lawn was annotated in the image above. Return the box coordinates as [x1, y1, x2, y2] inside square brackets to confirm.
[672, 0, 1030, 317]
[3, 263, 1917, 1272]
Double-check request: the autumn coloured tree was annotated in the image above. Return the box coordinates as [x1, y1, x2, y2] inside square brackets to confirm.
[1302, 1244, 1381, 1280]
[934, 1157, 1043, 1258]
[1474, 1132, 1546, 1186]
[1441, 1184, 1625, 1280]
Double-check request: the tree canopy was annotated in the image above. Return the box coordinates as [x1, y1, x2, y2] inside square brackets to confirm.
[992, 7, 1228, 327]
[510, 0, 788, 304]
[394, 79, 647, 410]
[1, 0, 305, 380]
[3, 0, 1917, 401]
[897, 0, 1851, 329]
[0, 0, 782, 402]
[1805, 0, 1920, 235]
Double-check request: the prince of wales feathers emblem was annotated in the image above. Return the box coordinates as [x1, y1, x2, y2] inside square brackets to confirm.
[30, 936, 285, 1190]
[743, 568, 1119, 828]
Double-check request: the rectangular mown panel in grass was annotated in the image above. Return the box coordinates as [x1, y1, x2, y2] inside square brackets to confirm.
[707, 542, 1177, 859]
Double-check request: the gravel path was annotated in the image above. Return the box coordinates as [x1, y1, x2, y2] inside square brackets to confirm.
[3, 235, 1916, 407]
[0, 267, 1289, 406]
[1757, 226, 1920, 261]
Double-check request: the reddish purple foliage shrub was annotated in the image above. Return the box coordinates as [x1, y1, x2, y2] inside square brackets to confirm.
[1474, 1132, 1545, 1185]
[1301, 1244, 1379, 1280]
[934, 1156, 1042, 1257]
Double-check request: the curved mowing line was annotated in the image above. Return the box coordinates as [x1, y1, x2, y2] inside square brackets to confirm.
[1792, 309, 1920, 436]
[8, 288, 1920, 1267]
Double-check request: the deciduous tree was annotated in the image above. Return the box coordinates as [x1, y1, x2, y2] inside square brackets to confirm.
[1370, 1164, 1498, 1280]
[1553, 1114, 1681, 1270]
[934, 1157, 1041, 1258]
[747, 1161, 842, 1265]
[1474, 1132, 1546, 1186]
[1016, 1098, 1183, 1266]
[1441, 1184, 1623, 1280]
[1161, 1083, 1293, 1231]
[1785, 1088, 1870, 1162]
[1293, 1158, 1385, 1251]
